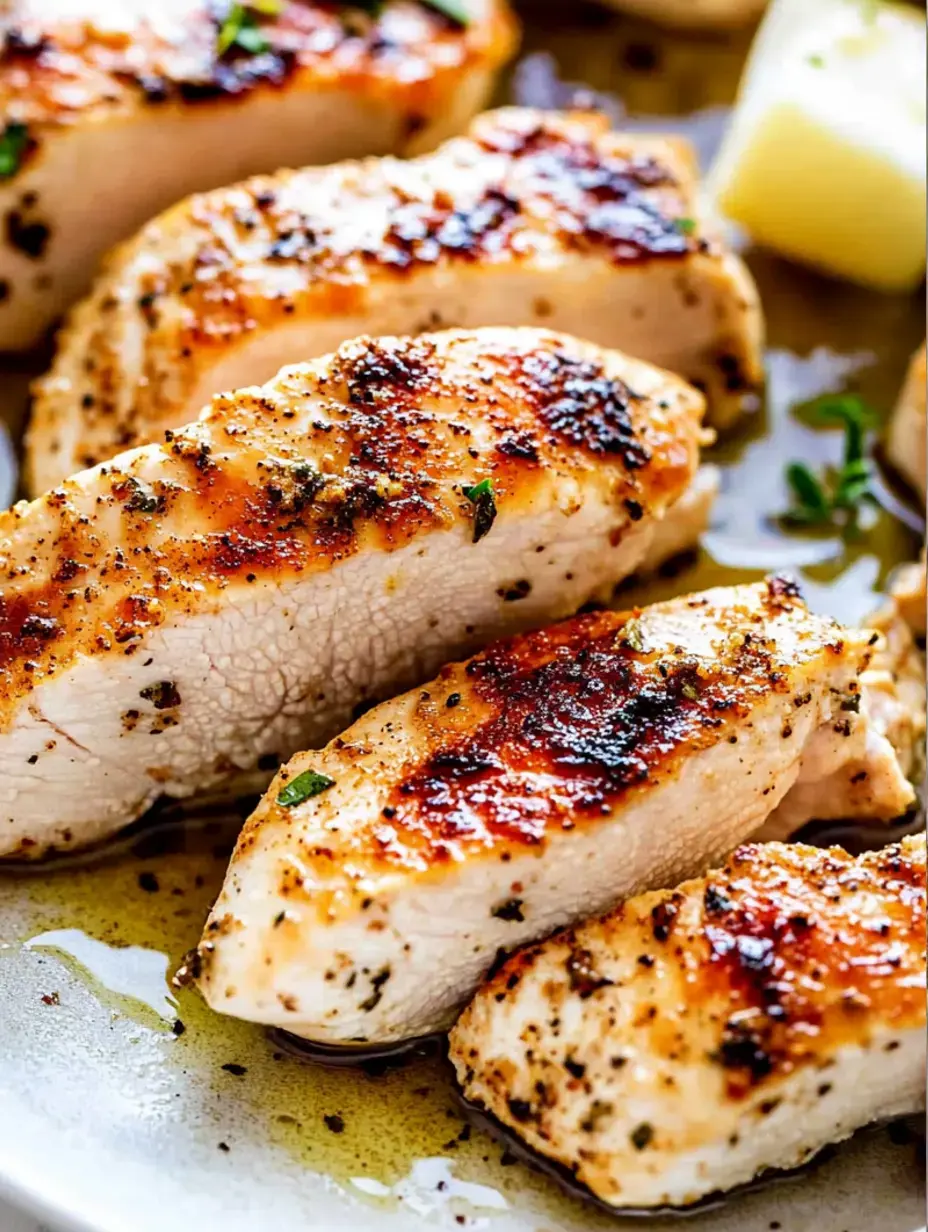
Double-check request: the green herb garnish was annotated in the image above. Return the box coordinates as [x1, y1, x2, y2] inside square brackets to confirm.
[782, 394, 879, 528]
[681, 682, 699, 701]
[462, 478, 497, 543]
[0, 122, 29, 180]
[421, 0, 470, 24]
[218, 0, 283, 56]
[277, 769, 336, 807]
[807, 53, 825, 68]
[675, 217, 696, 235]
[623, 618, 647, 653]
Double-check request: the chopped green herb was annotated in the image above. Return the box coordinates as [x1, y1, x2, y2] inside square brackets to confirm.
[623, 618, 647, 653]
[421, 0, 470, 24]
[277, 769, 336, 807]
[784, 462, 831, 523]
[0, 122, 29, 180]
[681, 682, 699, 701]
[218, 1, 283, 56]
[782, 394, 880, 528]
[675, 216, 696, 235]
[462, 478, 497, 543]
[807, 52, 825, 68]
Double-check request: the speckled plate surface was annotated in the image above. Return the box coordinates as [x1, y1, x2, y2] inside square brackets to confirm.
[0, 6, 925, 1231]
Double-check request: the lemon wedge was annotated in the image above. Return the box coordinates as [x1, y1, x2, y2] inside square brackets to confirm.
[711, 0, 926, 292]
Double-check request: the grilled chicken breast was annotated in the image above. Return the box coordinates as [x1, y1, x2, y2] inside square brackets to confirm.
[601, 0, 767, 29]
[885, 342, 926, 502]
[194, 577, 912, 1046]
[27, 107, 763, 492]
[451, 834, 926, 1210]
[759, 593, 923, 840]
[0, 0, 516, 353]
[888, 554, 926, 640]
[0, 327, 708, 859]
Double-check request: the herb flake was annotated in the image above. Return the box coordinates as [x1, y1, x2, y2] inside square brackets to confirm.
[421, 0, 470, 24]
[462, 478, 497, 543]
[0, 122, 29, 180]
[674, 216, 696, 235]
[218, 1, 283, 56]
[277, 769, 336, 807]
[782, 394, 880, 529]
[623, 618, 647, 653]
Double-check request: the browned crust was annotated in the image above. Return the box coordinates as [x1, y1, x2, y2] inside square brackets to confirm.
[368, 584, 834, 862]
[234, 579, 856, 901]
[35, 108, 710, 471]
[0, 2, 517, 136]
[0, 329, 700, 708]
[477, 835, 926, 1101]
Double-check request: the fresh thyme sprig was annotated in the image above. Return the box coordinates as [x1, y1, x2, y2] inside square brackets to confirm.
[782, 394, 880, 529]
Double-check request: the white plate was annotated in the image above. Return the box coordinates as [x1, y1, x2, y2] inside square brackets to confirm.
[0, 10, 924, 1232]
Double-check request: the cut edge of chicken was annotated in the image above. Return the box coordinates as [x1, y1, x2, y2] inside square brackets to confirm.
[449, 834, 926, 1209]
[194, 577, 897, 1044]
[0, 328, 707, 858]
[0, 0, 519, 353]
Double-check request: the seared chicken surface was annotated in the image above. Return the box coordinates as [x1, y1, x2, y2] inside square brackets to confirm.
[885, 342, 926, 502]
[759, 590, 923, 840]
[0, 327, 708, 859]
[0, 0, 515, 351]
[28, 106, 764, 491]
[888, 554, 926, 641]
[195, 577, 912, 1045]
[601, 0, 767, 29]
[451, 835, 926, 1209]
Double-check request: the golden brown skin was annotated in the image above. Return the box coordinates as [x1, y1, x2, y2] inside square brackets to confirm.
[0, 1, 517, 350]
[0, 2, 515, 143]
[194, 576, 901, 1045]
[28, 107, 763, 487]
[452, 834, 926, 1207]
[3, 328, 700, 710]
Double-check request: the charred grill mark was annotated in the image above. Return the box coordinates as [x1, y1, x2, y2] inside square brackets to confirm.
[381, 609, 792, 857]
[124, 118, 695, 363]
[1, 326, 699, 700]
[380, 188, 521, 270]
[0, 2, 494, 123]
[696, 840, 926, 1096]
[516, 350, 650, 467]
[475, 122, 694, 263]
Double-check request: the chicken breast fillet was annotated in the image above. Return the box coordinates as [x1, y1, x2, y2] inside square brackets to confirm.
[885, 342, 926, 503]
[0, 327, 710, 859]
[451, 835, 926, 1210]
[194, 576, 913, 1046]
[758, 589, 924, 841]
[27, 106, 764, 492]
[0, 0, 516, 352]
[600, 0, 767, 30]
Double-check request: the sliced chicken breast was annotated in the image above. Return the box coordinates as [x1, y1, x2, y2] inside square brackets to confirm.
[885, 342, 926, 502]
[601, 0, 767, 29]
[888, 553, 926, 640]
[758, 592, 923, 840]
[451, 834, 926, 1210]
[0, 0, 516, 352]
[0, 327, 707, 859]
[194, 576, 913, 1046]
[27, 106, 764, 492]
